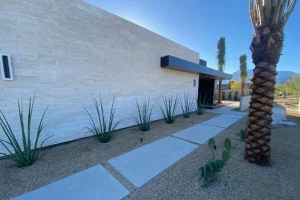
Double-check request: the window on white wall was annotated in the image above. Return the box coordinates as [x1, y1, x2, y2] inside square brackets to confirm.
[0, 54, 13, 80]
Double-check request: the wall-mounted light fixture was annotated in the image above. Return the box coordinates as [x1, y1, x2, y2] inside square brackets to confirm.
[0, 54, 13, 80]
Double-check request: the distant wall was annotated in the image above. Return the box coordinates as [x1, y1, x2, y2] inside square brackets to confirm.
[214, 89, 252, 101]
[0, 0, 200, 153]
[298, 98, 300, 113]
[240, 96, 251, 111]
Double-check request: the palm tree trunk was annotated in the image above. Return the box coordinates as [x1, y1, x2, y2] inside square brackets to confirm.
[240, 82, 245, 97]
[245, 27, 283, 165]
[218, 80, 222, 103]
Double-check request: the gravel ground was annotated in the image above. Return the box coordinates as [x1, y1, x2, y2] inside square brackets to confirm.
[0, 112, 219, 200]
[125, 112, 300, 200]
[1, 109, 299, 200]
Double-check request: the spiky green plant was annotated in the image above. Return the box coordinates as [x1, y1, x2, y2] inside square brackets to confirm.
[134, 99, 153, 132]
[240, 128, 247, 142]
[180, 93, 195, 118]
[228, 91, 232, 100]
[196, 94, 210, 115]
[160, 94, 178, 124]
[0, 95, 51, 167]
[234, 91, 239, 101]
[197, 137, 231, 186]
[86, 96, 120, 143]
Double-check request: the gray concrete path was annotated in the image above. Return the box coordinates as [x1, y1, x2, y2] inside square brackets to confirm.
[108, 136, 198, 188]
[173, 124, 225, 144]
[12, 165, 129, 200]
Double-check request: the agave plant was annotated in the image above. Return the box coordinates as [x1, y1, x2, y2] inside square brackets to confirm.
[197, 94, 210, 115]
[134, 99, 153, 132]
[240, 127, 247, 142]
[180, 93, 195, 118]
[160, 94, 178, 124]
[86, 95, 120, 143]
[0, 95, 51, 167]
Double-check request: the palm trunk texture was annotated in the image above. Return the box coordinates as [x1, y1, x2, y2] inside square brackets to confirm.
[245, 26, 283, 165]
[218, 80, 222, 104]
[240, 82, 245, 97]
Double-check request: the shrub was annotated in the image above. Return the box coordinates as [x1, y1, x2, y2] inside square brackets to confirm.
[228, 91, 232, 100]
[180, 93, 195, 118]
[86, 95, 120, 143]
[160, 95, 178, 124]
[0, 95, 51, 167]
[234, 91, 239, 101]
[197, 137, 232, 187]
[196, 94, 210, 115]
[134, 99, 153, 132]
[240, 128, 247, 141]
[222, 91, 225, 100]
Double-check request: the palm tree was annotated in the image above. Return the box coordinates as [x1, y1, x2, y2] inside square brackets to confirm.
[239, 54, 247, 97]
[246, 0, 297, 165]
[217, 37, 226, 104]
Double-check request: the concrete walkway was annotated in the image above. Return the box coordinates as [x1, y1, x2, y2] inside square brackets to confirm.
[13, 165, 129, 200]
[13, 104, 246, 200]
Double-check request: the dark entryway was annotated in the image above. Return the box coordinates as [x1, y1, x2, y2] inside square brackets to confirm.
[198, 78, 215, 105]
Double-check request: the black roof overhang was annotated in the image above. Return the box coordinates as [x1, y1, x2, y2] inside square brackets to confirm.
[161, 55, 231, 80]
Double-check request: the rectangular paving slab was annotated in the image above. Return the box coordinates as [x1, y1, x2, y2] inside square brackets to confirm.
[219, 114, 243, 119]
[206, 110, 247, 116]
[202, 116, 240, 128]
[173, 124, 225, 144]
[12, 165, 129, 200]
[108, 136, 198, 188]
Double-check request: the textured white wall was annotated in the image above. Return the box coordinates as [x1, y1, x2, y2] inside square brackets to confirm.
[0, 0, 200, 152]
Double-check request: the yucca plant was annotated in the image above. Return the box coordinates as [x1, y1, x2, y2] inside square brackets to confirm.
[180, 93, 195, 118]
[0, 95, 51, 167]
[86, 96, 120, 143]
[160, 94, 178, 124]
[134, 99, 153, 132]
[197, 94, 210, 115]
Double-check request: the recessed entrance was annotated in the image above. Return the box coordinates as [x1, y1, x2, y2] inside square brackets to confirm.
[198, 78, 215, 105]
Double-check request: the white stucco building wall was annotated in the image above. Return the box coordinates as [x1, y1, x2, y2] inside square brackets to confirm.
[0, 0, 200, 151]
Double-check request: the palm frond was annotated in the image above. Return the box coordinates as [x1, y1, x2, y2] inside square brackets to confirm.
[250, 0, 297, 32]
[217, 37, 226, 71]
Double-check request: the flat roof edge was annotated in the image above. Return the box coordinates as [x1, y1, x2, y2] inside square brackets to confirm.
[160, 55, 231, 80]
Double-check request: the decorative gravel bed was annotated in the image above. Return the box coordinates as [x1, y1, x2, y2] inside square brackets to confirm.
[125, 114, 300, 200]
[0, 112, 219, 200]
[1, 111, 299, 200]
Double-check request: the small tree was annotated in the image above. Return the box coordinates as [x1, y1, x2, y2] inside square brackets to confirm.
[286, 76, 300, 98]
[230, 81, 241, 90]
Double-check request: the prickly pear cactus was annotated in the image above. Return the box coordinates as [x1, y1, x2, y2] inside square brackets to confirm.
[197, 137, 232, 187]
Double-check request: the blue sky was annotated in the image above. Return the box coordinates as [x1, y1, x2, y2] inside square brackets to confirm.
[85, 0, 300, 74]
